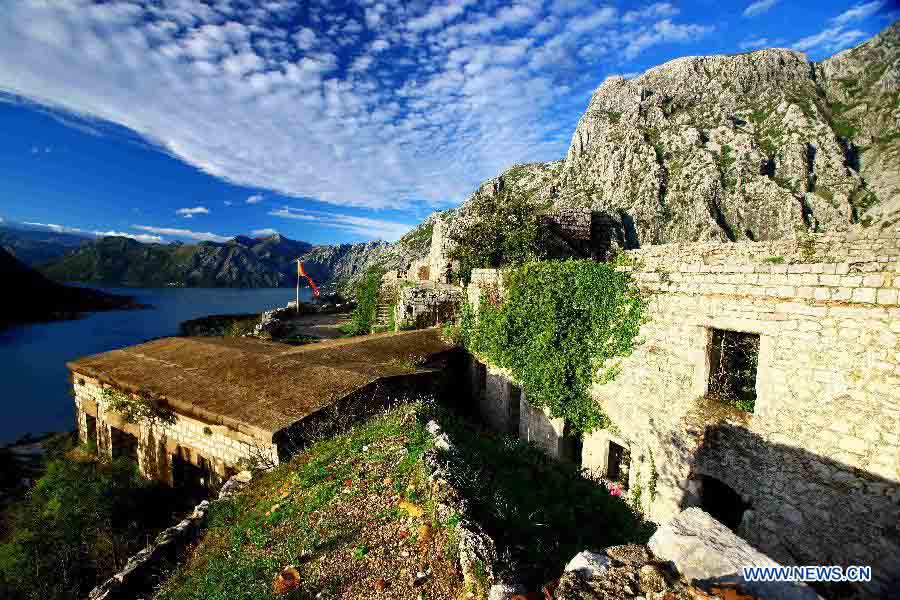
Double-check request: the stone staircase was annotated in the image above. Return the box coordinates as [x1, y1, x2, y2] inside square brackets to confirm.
[375, 303, 393, 327]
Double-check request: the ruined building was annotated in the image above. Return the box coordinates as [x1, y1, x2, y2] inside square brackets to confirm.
[459, 220, 899, 597]
[69, 330, 452, 491]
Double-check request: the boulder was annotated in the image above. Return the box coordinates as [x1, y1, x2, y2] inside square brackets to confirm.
[648, 508, 822, 600]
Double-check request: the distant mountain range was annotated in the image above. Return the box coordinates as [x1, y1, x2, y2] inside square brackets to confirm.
[0, 225, 92, 266]
[0, 246, 139, 328]
[1, 223, 430, 293]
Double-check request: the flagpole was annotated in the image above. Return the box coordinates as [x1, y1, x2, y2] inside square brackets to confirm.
[295, 259, 300, 314]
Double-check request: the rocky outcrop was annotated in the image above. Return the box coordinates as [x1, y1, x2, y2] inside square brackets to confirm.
[434, 23, 898, 261]
[556, 30, 899, 244]
[647, 508, 822, 600]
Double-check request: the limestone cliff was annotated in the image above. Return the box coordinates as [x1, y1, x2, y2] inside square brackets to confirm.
[435, 23, 899, 255]
[557, 23, 898, 244]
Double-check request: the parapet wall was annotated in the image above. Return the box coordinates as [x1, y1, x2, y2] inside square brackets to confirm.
[593, 226, 899, 597]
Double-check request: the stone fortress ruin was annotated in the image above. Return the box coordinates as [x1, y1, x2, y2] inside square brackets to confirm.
[68, 205, 900, 597]
[384, 212, 900, 597]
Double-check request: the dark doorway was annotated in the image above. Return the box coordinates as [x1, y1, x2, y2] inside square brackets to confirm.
[708, 329, 759, 413]
[172, 447, 211, 501]
[84, 414, 98, 450]
[606, 441, 630, 489]
[110, 427, 139, 462]
[509, 384, 522, 435]
[700, 475, 749, 532]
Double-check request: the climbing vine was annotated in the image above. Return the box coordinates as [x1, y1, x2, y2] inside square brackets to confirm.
[101, 387, 177, 426]
[461, 260, 646, 432]
[344, 267, 385, 335]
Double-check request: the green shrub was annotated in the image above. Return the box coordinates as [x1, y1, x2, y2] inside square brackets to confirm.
[0, 455, 177, 600]
[462, 260, 646, 432]
[448, 190, 549, 283]
[344, 267, 385, 336]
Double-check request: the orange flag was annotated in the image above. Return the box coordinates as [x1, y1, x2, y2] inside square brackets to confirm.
[297, 260, 319, 296]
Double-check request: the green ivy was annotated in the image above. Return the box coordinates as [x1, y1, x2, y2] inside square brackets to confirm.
[461, 260, 646, 432]
[345, 267, 385, 335]
[102, 388, 177, 426]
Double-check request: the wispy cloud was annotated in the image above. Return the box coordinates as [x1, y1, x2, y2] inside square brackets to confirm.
[792, 2, 881, 54]
[224, 200, 234, 206]
[246, 194, 263, 205]
[739, 37, 770, 50]
[269, 207, 412, 241]
[23, 221, 163, 242]
[132, 225, 231, 243]
[0, 0, 714, 211]
[252, 228, 278, 236]
[94, 230, 164, 243]
[175, 206, 210, 218]
[743, 0, 779, 18]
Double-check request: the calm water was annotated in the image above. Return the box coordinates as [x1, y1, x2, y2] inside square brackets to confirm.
[0, 287, 313, 443]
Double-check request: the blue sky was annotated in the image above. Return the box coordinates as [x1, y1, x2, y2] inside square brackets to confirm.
[0, 0, 894, 245]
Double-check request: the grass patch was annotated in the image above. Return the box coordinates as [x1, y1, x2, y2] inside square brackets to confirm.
[154, 403, 464, 600]
[427, 405, 655, 587]
[763, 256, 785, 264]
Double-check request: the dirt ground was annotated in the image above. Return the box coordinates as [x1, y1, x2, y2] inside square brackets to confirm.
[280, 312, 352, 340]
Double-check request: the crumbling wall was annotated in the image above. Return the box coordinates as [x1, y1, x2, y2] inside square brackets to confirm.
[73, 375, 278, 485]
[587, 226, 900, 597]
[394, 283, 464, 330]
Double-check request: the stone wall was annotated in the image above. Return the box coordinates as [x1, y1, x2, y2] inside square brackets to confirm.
[73, 375, 278, 486]
[467, 356, 578, 462]
[586, 226, 900, 597]
[460, 226, 900, 595]
[394, 283, 464, 330]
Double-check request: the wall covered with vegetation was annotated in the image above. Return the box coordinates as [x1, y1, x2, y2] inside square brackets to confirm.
[460, 259, 646, 432]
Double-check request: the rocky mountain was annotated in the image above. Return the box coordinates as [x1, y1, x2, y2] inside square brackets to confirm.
[554, 21, 899, 245]
[36, 228, 435, 294]
[429, 22, 899, 257]
[0, 225, 91, 266]
[0, 247, 138, 328]
[39, 234, 313, 288]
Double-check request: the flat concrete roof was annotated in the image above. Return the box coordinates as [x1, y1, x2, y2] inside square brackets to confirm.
[68, 329, 452, 441]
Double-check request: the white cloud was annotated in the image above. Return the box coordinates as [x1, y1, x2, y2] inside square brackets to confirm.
[269, 206, 412, 241]
[792, 1, 881, 55]
[739, 37, 770, 50]
[0, 0, 714, 214]
[252, 228, 278, 236]
[246, 194, 263, 204]
[224, 200, 234, 206]
[832, 1, 884, 26]
[132, 225, 231, 242]
[623, 3, 678, 23]
[94, 230, 164, 243]
[23, 221, 163, 242]
[793, 27, 867, 53]
[743, 0, 779, 18]
[623, 20, 713, 59]
[176, 206, 210, 218]
[407, 0, 474, 32]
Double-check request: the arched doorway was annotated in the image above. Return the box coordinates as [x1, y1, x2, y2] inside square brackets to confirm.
[699, 475, 750, 532]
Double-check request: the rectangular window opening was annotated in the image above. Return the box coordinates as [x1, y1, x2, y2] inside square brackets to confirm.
[606, 441, 630, 490]
[708, 329, 759, 413]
